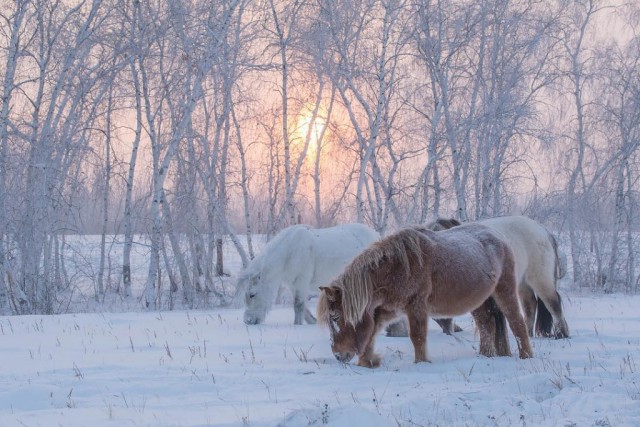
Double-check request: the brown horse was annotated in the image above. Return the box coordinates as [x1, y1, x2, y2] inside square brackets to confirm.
[317, 224, 533, 368]
[428, 216, 569, 339]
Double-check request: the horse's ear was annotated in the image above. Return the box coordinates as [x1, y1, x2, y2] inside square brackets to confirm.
[319, 286, 341, 302]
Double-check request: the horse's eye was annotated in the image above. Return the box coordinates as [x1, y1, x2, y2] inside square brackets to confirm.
[248, 293, 256, 299]
[330, 314, 340, 322]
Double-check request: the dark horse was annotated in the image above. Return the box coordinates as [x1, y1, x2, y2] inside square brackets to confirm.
[317, 224, 533, 368]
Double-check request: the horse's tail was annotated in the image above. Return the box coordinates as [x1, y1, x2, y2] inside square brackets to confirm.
[535, 296, 554, 337]
[535, 230, 563, 337]
[547, 232, 566, 281]
[490, 297, 510, 356]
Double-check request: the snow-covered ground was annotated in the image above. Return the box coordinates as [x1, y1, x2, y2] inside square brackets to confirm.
[1, 292, 639, 426]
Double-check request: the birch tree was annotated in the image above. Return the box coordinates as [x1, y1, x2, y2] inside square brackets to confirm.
[471, 0, 561, 219]
[559, 0, 602, 286]
[0, 0, 31, 310]
[121, 0, 146, 298]
[0, 0, 119, 313]
[137, 0, 211, 309]
[263, 0, 312, 226]
[96, 82, 115, 300]
[411, 0, 480, 222]
[316, 0, 410, 232]
[601, 37, 640, 292]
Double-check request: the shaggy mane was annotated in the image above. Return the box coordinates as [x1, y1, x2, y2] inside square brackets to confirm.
[316, 290, 330, 326]
[331, 228, 425, 326]
[426, 217, 462, 231]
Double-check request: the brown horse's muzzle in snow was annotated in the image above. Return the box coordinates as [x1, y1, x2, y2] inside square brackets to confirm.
[333, 351, 355, 363]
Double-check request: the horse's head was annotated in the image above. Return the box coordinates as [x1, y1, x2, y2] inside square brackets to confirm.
[426, 217, 462, 231]
[318, 286, 375, 363]
[240, 271, 272, 325]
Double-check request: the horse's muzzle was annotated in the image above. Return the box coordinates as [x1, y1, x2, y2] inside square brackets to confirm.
[334, 351, 354, 363]
[243, 314, 261, 325]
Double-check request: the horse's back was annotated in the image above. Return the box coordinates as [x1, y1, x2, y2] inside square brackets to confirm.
[422, 224, 513, 316]
[481, 216, 549, 243]
[308, 223, 379, 288]
[479, 216, 555, 283]
[311, 223, 379, 244]
[421, 224, 509, 281]
[252, 223, 378, 292]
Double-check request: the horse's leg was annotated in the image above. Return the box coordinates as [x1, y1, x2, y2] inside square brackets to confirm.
[405, 300, 430, 363]
[385, 318, 408, 337]
[303, 306, 317, 324]
[472, 315, 495, 356]
[534, 290, 570, 339]
[357, 308, 397, 368]
[433, 318, 463, 335]
[434, 318, 453, 335]
[471, 297, 511, 357]
[485, 296, 510, 356]
[471, 304, 496, 357]
[518, 284, 537, 337]
[492, 263, 533, 359]
[293, 290, 305, 325]
[452, 321, 464, 333]
[387, 318, 461, 337]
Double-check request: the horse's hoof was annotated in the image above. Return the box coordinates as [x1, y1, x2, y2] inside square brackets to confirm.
[518, 349, 534, 359]
[554, 328, 570, 339]
[479, 349, 497, 358]
[413, 357, 431, 364]
[495, 349, 512, 357]
[357, 354, 381, 368]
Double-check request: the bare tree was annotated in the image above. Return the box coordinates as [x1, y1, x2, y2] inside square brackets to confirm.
[558, 0, 603, 286]
[136, 1, 212, 309]
[315, 0, 412, 232]
[264, 0, 311, 226]
[121, 0, 146, 299]
[0, 0, 134, 313]
[411, 0, 482, 222]
[0, 0, 31, 311]
[600, 37, 640, 292]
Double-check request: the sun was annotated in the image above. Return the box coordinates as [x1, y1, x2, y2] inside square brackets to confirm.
[293, 106, 328, 157]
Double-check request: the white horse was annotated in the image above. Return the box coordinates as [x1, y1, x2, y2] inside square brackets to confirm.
[430, 215, 570, 338]
[238, 223, 379, 325]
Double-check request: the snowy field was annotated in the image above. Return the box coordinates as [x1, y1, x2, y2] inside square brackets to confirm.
[1, 292, 639, 426]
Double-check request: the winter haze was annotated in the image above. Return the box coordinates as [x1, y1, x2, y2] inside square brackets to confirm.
[0, 0, 639, 426]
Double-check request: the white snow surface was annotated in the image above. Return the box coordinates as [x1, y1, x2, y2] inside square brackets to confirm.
[1, 294, 639, 427]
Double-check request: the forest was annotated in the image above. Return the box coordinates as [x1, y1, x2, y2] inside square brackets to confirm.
[0, 0, 639, 314]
